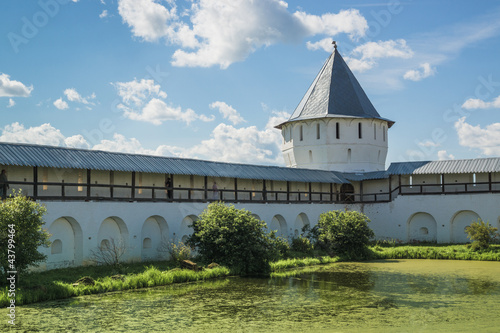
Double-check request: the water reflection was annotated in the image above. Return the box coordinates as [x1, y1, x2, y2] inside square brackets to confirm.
[5, 260, 500, 332]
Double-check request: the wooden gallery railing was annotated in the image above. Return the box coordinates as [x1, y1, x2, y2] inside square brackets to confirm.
[4, 172, 499, 204]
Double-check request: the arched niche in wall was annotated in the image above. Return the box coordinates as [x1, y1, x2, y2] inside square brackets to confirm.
[450, 210, 481, 243]
[407, 212, 437, 243]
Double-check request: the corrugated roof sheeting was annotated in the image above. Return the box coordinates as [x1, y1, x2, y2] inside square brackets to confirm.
[388, 158, 500, 175]
[341, 171, 390, 181]
[0, 142, 349, 184]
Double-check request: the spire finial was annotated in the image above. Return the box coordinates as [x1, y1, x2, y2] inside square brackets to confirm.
[332, 40, 337, 50]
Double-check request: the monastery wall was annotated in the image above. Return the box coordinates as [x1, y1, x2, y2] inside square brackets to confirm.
[36, 193, 500, 270]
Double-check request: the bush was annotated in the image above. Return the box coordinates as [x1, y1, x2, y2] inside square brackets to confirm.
[157, 239, 193, 265]
[465, 219, 498, 251]
[315, 210, 374, 258]
[290, 235, 314, 255]
[0, 191, 50, 282]
[187, 202, 275, 276]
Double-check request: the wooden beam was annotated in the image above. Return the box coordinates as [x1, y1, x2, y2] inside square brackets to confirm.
[204, 176, 208, 201]
[360, 181, 363, 202]
[286, 181, 290, 202]
[86, 169, 91, 199]
[389, 176, 392, 201]
[131, 171, 136, 200]
[234, 178, 238, 202]
[33, 166, 38, 199]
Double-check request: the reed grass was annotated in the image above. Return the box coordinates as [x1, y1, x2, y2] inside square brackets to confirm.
[0, 264, 231, 307]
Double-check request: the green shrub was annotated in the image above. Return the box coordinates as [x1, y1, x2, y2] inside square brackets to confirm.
[465, 219, 498, 251]
[0, 191, 51, 282]
[270, 233, 290, 260]
[290, 235, 314, 255]
[187, 202, 275, 276]
[315, 210, 374, 258]
[158, 240, 193, 265]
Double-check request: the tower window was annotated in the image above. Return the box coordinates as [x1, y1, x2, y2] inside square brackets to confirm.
[316, 123, 320, 140]
[383, 126, 386, 142]
[374, 126, 377, 140]
[358, 123, 362, 139]
[309, 150, 313, 163]
[300, 125, 303, 141]
[347, 148, 352, 163]
[336, 122, 340, 139]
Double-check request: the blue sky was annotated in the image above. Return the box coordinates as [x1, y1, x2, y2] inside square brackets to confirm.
[1, 0, 499, 167]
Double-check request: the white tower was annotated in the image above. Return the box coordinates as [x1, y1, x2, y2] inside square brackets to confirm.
[276, 43, 394, 173]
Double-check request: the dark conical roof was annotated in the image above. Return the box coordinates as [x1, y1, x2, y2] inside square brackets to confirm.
[276, 48, 394, 128]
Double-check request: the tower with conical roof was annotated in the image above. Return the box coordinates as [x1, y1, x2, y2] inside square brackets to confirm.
[276, 43, 394, 172]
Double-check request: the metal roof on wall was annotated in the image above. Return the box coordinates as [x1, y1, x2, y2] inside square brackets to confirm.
[0, 142, 349, 184]
[388, 158, 500, 175]
[341, 171, 390, 181]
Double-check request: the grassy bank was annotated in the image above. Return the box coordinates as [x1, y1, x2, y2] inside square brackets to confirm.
[370, 243, 500, 261]
[1, 263, 230, 307]
[3, 244, 500, 307]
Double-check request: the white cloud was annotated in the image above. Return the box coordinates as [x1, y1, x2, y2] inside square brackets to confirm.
[113, 78, 166, 106]
[123, 98, 201, 125]
[293, 9, 367, 40]
[210, 101, 245, 125]
[0, 73, 33, 97]
[114, 78, 212, 125]
[0, 123, 68, 146]
[118, 0, 177, 42]
[7, 99, 15, 108]
[306, 38, 334, 52]
[403, 63, 436, 81]
[117, 0, 368, 69]
[346, 39, 413, 72]
[418, 140, 440, 148]
[0, 110, 289, 165]
[455, 117, 500, 155]
[462, 95, 500, 109]
[99, 10, 108, 18]
[64, 88, 90, 104]
[53, 98, 69, 110]
[437, 150, 455, 160]
[177, 110, 289, 164]
[64, 134, 91, 149]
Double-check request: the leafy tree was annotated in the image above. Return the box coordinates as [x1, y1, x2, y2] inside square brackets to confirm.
[187, 202, 275, 276]
[0, 191, 51, 282]
[315, 210, 374, 258]
[465, 219, 498, 251]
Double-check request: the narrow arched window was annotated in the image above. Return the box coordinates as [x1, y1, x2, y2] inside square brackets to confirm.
[358, 122, 362, 139]
[300, 125, 303, 141]
[336, 122, 340, 139]
[374, 125, 377, 140]
[51, 239, 62, 254]
[383, 126, 386, 142]
[309, 150, 313, 163]
[143, 238, 152, 249]
[347, 148, 352, 163]
[316, 123, 320, 139]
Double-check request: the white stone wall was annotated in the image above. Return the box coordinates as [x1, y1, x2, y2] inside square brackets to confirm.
[36, 191, 500, 270]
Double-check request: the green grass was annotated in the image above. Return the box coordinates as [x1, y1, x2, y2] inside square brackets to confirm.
[270, 256, 339, 271]
[369, 244, 500, 261]
[0, 262, 230, 307]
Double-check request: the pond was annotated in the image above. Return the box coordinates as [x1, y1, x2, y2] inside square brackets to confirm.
[5, 260, 500, 332]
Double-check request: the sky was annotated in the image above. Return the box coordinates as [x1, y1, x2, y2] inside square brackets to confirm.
[1, 0, 500, 168]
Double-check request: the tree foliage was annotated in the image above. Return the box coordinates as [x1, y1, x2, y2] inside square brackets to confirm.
[0, 191, 51, 281]
[314, 210, 374, 258]
[187, 202, 275, 276]
[465, 219, 498, 251]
